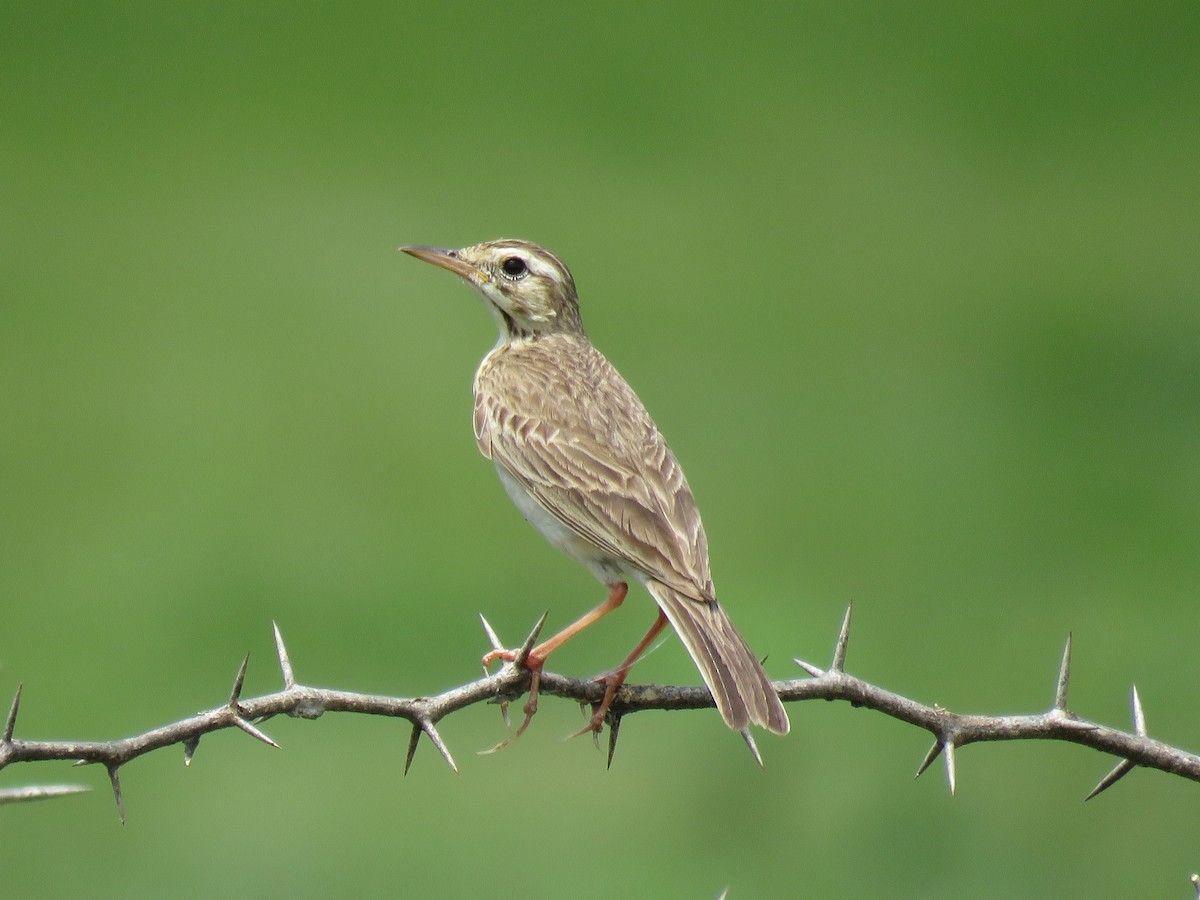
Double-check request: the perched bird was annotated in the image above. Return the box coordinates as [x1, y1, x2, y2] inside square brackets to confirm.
[401, 239, 789, 742]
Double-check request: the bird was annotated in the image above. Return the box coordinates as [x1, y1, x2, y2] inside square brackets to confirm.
[401, 239, 790, 744]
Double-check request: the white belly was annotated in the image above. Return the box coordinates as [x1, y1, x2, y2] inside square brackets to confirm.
[494, 462, 635, 586]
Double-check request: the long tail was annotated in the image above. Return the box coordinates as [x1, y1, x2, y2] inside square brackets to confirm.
[645, 581, 790, 735]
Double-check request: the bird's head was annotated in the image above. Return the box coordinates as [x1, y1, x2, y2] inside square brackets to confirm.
[402, 239, 585, 342]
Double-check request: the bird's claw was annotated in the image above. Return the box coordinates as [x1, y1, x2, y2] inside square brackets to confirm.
[478, 662, 542, 754]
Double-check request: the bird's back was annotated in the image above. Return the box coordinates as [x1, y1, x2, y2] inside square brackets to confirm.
[473, 334, 714, 601]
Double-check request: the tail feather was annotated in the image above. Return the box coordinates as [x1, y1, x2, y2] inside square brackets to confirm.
[646, 581, 790, 735]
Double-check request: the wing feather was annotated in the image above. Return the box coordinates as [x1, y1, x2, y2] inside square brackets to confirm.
[473, 336, 713, 600]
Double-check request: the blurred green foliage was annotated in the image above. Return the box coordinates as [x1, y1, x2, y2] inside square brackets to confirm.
[2, 2, 1198, 897]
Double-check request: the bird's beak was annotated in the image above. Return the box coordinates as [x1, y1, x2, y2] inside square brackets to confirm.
[400, 245, 479, 282]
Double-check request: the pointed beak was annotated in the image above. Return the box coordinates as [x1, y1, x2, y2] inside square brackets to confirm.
[400, 245, 479, 282]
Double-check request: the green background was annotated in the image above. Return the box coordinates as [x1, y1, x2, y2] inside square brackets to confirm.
[3, 3, 1198, 897]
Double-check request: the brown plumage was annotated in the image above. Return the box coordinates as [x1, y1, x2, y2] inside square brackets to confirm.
[402, 239, 789, 737]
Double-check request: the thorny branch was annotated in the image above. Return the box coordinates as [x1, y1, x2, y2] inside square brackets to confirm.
[2, 607, 1198, 822]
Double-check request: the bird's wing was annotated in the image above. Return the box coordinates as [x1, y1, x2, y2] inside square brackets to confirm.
[474, 342, 714, 601]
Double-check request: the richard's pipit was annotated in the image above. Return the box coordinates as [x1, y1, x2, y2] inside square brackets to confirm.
[402, 239, 789, 742]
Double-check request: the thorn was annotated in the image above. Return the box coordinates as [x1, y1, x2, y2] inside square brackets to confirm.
[479, 614, 504, 652]
[1086, 758, 1134, 801]
[183, 736, 200, 766]
[1131, 685, 1146, 736]
[1190, 873, 1199, 897]
[1053, 633, 1073, 711]
[228, 653, 250, 706]
[512, 611, 549, 669]
[107, 766, 125, 825]
[3, 683, 21, 743]
[273, 621, 296, 689]
[1081, 687, 1149, 800]
[0, 784, 92, 805]
[479, 615, 511, 715]
[420, 719, 458, 774]
[403, 722, 421, 775]
[497, 697, 511, 729]
[792, 658, 824, 678]
[945, 741, 957, 795]
[832, 601, 852, 672]
[915, 739, 944, 778]
[740, 728, 764, 767]
[232, 716, 280, 749]
[606, 713, 622, 769]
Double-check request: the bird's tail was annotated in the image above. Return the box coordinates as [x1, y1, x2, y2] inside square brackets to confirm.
[645, 581, 790, 735]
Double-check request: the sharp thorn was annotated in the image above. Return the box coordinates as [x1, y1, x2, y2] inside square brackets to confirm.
[273, 621, 296, 689]
[3, 682, 22, 743]
[228, 653, 250, 706]
[183, 736, 200, 766]
[1085, 758, 1135, 801]
[832, 601, 853, 672]
[233, 716, 280, 749]
[1131, 685, 1146, 736]
[513, 611, 549, 668]
[479, 614, 504, 652]
[606, 714, 622, 769]
[1054, 632, 1073, 711]
[793, 658, 825, 678]
[0, 784, 92, 805]
[915, 739, 944, 778]
[945, 741, 957, 795]
[740, 728, 764, 767]
[497, 697, 511, 729]
[404, 722, 420, 776]
[108, 766, 126, 825]
[422, 720, 458, 774]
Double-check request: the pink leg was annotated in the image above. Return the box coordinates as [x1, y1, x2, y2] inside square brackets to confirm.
[579, 610, 669, 735]
[481, 583, 629, 751]
[483, 582, 628, 672]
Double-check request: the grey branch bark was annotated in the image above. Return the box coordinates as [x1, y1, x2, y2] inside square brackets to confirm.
[2, 608, 1197, 822]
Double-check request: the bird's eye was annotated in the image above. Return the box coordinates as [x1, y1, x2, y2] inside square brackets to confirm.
[501, 256, 528, 278]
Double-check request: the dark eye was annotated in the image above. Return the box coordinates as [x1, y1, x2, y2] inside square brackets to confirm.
[501, 256, 527, 278]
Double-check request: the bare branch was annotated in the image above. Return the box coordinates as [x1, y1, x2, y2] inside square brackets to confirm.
[2, 616, 1199, 818]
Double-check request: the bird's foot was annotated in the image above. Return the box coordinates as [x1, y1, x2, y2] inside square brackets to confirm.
[480, 646, 546, 754]
[479, 663, 543, 754]
[570, 668, 627, 740]
[477, 611, 551, 752]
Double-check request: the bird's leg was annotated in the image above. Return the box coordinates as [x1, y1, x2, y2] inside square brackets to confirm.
[481, 582, 628, 749]
[482, 582, 628, 671]
[575, 610, 669, 737]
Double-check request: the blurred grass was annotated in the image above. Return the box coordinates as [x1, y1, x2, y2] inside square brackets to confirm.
[2, 2, 1199, 897]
